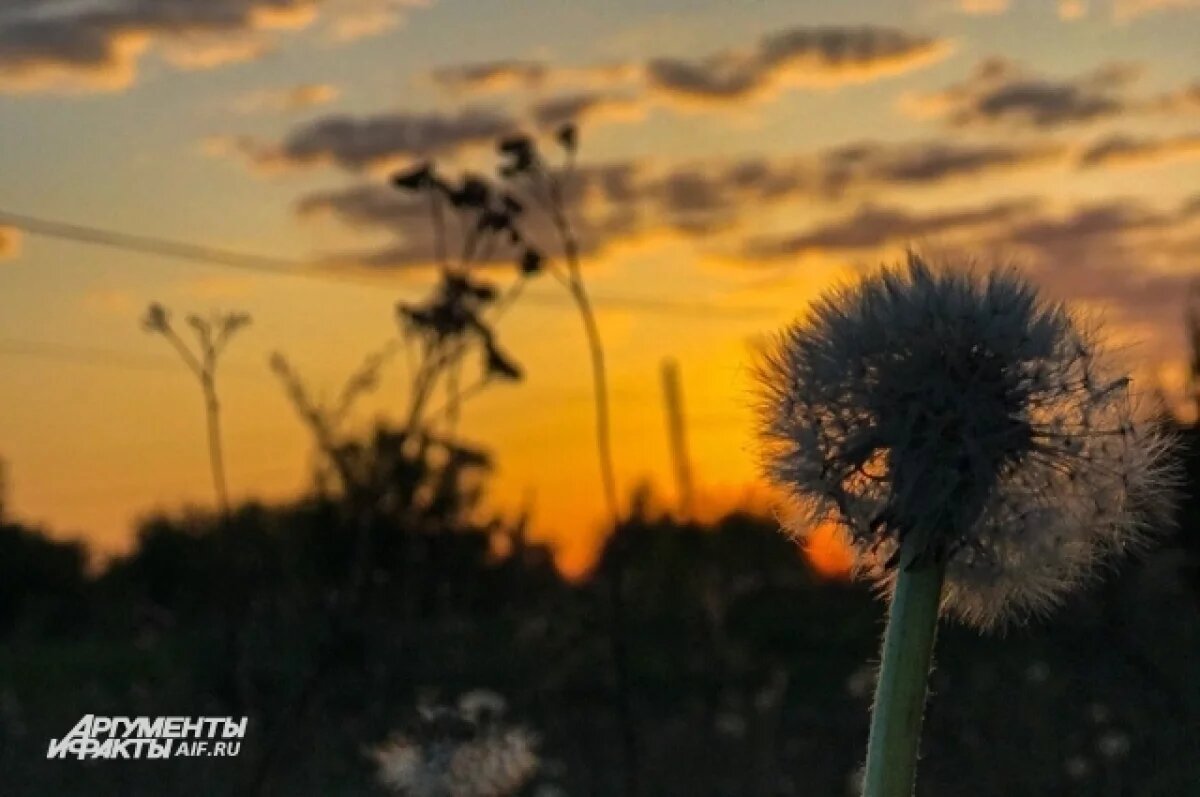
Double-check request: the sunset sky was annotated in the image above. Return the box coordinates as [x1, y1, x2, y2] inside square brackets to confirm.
[1, 0, 1199, 572]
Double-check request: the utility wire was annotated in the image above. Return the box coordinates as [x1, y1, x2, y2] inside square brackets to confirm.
[0, 209, 789, 319]
[0, 338, 189, 373]
[0, 210, 326, 282]
[0, 337, 648, 402]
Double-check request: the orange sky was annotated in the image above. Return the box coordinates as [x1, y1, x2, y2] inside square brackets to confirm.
[1, 0, 1198, 573]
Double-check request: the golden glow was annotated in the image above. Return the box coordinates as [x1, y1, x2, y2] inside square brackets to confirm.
[803, 522, 856, 581]
[1, 1, 1198, 577]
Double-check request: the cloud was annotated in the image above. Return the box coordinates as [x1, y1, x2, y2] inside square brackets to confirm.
[297, 163, 644, 268]
[528, 91, 645, 130]
[220, 106, 520, 173]
[740, 193, 1200, 359]
[0, 226, 20, 260]
[430, 60, 551, 93]
[1078, 132, 1200, 168]
[644, 26, 952, 104]
[326, 0, 427, 42]
[600, 140, 1057, 231]
[430, 60, 639, 98]
[233, 82, 340, 114]
[215, 90, 648, 175]
[1059, 0, 1089, 19]
[1112, 0, 1200, 19]
[999, 199, 1200, 339]
[292, 135, 1067, 269]
[743, 199, 1037, 257]
[429, 25, 950, 107]
[0, 0, 426, 93]
[955, 0, 1011, 14]
[904, 57, 1142, 128]
[1145, 81, 1200, 114]
[810, 139, 1064, 195]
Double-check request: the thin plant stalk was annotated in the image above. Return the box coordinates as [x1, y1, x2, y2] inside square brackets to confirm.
[142, 305, 248, 516]
[537, 162, 620, 520]
[201, 375, 229, 514]
[862, 562, 946, 797]
[533, 150, 638, 797]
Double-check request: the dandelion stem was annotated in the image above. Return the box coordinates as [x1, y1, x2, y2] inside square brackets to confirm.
[863, 561, 945, 797]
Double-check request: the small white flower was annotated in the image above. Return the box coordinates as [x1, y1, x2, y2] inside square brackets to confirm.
[845, 663, 876, 699]
[1065, 755, 1092, 780]
[372, 695, 540, 797]
[1097, 730, 1131, 759]
[1087, 702, 1110, 724]
[757, 255, 1178, 628]
[1024, 661, 1050, 685]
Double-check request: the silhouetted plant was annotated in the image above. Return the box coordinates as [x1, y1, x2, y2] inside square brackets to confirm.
[397, 270, 525, 436]
[258, 334, 510, 796]
[491, 125, 645, 796]
[404, 123, 642, 796]
[0, 455, 7, 523]
[1187, 288, 1200, 418]
[492, 124, 620, 522]
[390, 157, 543, 442]
[269, 351, 495, 537]
[141, 303, 251, 514]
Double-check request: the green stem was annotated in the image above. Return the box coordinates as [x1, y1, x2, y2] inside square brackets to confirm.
[862, 562, 946, 797]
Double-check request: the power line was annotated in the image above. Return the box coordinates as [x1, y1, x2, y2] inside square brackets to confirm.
[0, 337, 645, 402]
[0, 210, 335, 282]
[0, 209, 788, 319]
[0, 338, 260, 376]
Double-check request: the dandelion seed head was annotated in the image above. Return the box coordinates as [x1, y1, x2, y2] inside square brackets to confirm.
[756, 254, 1178, 629]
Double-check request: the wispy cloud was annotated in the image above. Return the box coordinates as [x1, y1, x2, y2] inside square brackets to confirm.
[1059, 0, 1090, 19]
[290, 136, 1070, 269]
[1112, 0, 1200, 19]
[743, 199, 1037, 257]
[428, 25, 952, 108]
[527, 91, 645, 130]
[0, 0, 428, 93]
[953, 0, 1011, 15]
[327, 0, 428, 42]
[943, 0, 1198, 21]
[1078, 132, 1200, 168]
[1144, 81, 1200, 114]
[0, 226, 21, 260]
[431, 59, 550, 93]
[642, 26, 953, 104]
[430, 60, 635, 95]
[740, 193, 1200, 352]
[903, 57, 1143, 128]
[216, 106, 520, 173]
[297, 162, 644, 269]
[1001, 198, 1200, 338]
[232, 82, 340, 114]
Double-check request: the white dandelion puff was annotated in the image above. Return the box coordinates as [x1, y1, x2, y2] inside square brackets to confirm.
[372, 695, 540, 797]
[756, 254, 1179, 629]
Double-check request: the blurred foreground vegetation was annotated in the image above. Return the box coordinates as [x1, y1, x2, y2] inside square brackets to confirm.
[1, 418, 1199, 797]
